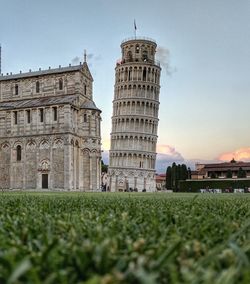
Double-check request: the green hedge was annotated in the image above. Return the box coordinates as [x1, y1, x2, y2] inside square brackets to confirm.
[179, 178, 250, 192]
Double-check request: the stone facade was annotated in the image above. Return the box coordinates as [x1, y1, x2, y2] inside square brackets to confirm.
[0, 62, 101, 190]
[109, 37, 161, 192]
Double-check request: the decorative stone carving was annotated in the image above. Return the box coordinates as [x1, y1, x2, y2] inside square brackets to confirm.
[38, 159, 50, 171]
[53, 138, 63, 149]
[26, 141, 36, 150]
[1, 143, 10, 152]
[40, 140, 50, 149]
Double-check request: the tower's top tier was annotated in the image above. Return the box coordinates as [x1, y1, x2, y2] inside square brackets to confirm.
[120, 37, 158, 65]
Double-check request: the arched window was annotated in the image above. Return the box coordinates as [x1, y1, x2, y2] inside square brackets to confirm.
[59, 79, 63, 90]
[26, 110, 31, 123]
[84, 84, 87, 95]
[53, 107, 57, 121]
[15, 84, 19, 95]
[135, 45, 140, 53]
[17, 145, 21, 161]
[143, 68, 146, 81]
[127, 51, 133, 62]
[36, 81, 40, 93]
[142, 50, 148, 61]
[84, 114, 87, 122]
[40, 109, 44, 123]
[128, 68, 132, 81]
[14, 111, 18, 124]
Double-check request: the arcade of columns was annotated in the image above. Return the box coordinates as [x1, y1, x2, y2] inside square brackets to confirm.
[109, 37, 161, 192]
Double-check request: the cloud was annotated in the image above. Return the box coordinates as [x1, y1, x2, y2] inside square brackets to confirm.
[101, 150, 109, 165]
[218, 147, 250, 162]
[156, 46, 176, 76]
[102, 144, 213, 174]
[102, 138, 110, 151]
[156, 144, 183, 160]
[101, 145, 184, 171]
[71, 53, 102, 65]
[87, 53, 94, 60]
[101, 145, 250, 174]
[156, 144, 184, 173]
[71, 56, 81, 65]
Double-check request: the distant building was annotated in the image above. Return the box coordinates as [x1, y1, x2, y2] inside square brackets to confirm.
[109, 37, 161, 192]
[155, 174, 166, 190]
[0, 61, 102, 190]
[192, 160, 250, 179]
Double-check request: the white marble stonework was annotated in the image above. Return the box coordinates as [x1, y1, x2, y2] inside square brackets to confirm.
[109, 38, 161, 192]
[0, 62, 102, 190]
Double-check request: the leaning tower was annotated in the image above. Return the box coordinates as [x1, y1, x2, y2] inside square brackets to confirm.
[108, 37, 161, 192]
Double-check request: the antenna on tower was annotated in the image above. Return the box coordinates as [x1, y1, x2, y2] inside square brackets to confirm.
[134, 20, 137, 38]
[84, 49, 87, 63]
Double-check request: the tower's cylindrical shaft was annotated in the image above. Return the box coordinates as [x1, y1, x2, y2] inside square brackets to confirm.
[109, 37, 161, 192]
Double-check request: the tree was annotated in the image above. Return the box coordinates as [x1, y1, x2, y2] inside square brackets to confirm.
[226, 169, 232, 178]
[237, 167, 246, 178]
[187, 167, 192, 179]
[166, 162, 189, 191]
[180, 164, 188, 180]
[101, 160, 108, 173]
[166, 166, 172, 189]
[176, 164, 181, 188]
[171, 162, 177, 189]
[210, 172, 216, 179]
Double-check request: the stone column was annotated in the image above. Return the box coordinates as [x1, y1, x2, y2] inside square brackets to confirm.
[79, 149, 83, 190]
[115, 175, 118, 192]
[74, 143, 77, 190]
[134, 176, 137, 189]
[10, 146, 13, 190]
[49, 142, 53, 189]
[109, 176, 112, 192]
[97, 156, 101, 190]
[89, 154, 93, 190]
[64, 137, 71, 190]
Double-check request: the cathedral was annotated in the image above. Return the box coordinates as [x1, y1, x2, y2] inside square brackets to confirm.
[0, 59, 102, 190]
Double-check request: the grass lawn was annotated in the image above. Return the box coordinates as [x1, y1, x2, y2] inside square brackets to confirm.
[0, 192, 249, 283]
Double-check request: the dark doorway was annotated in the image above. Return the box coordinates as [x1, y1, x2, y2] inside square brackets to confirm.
[42, 174, 48, 189]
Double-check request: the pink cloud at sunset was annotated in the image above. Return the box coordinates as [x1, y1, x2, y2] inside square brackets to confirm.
[218, 147, 250, 162]
[155, 144, 185, 172]
[156, 144, 183, 159]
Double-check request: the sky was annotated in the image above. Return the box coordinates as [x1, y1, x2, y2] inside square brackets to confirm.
[1, 0, 250, 172]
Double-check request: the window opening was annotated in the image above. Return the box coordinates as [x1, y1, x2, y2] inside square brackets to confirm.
[36, 81, 40, 93]
[15, 84, 18, 95]
[27, 110, 31, 123]
[14, 111, 18, 124]
[84, 114, 87, 122]
[59, 79, 63, 90]
[40, 109, 44, 122]
[17, 145, 21, 161]
[143, 68, 146, 81]
[53, 107, 57, 121]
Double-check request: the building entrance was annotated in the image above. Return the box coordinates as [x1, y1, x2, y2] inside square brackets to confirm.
[42, 174, 48, 189]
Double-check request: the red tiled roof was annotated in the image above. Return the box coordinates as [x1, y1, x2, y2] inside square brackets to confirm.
[203, 162, 250, 169]
[197, 162, 250, 174]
